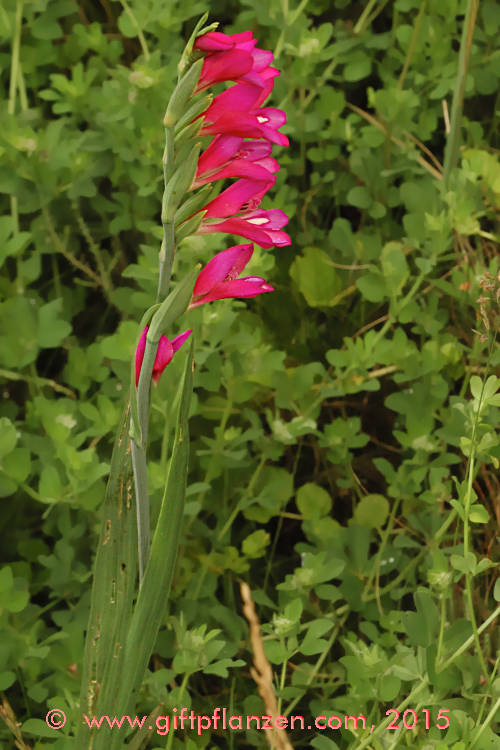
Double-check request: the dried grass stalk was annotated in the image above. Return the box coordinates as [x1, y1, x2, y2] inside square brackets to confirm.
[240, 581, 294, 750]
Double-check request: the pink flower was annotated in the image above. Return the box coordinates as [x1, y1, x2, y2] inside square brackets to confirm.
[194, 31, 255, 52]
[200, 83, 288, 146]
[189, 244, 273, 308]
[202, 177, 275, 218]
[205, 81, 276, 120]
[201, 108, 289, 147]
[199, 208, 291, 249]
[196, 49, 254, 92]
[183, 28, 290, 252]
[194, 32, 279, 91]
[135, 327, 192, 386]
[193, 135, 279, 187]
[195, 178, 290, 248]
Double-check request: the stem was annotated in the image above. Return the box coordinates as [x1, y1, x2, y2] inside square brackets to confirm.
[362, 499, 400, 600]
[157, 127, 176, 302]
[131, 122, 177, 581]
[442, 0, 479, 187]
[438, 605, 500, 672]
[284, 614, 348, 716]
[471, 697, 500, 748]
[165, 674, 189, 750]
[131, 440, 149, 583]
[132, 336, 157, 582]
[363, 549, 426, 602]
[0, 367, 76, 398]
[72, 200, 113, 299]
[118, 0, 150, 60]
[352, 679, 429, 750]
[353, 0, 378, 34]
[8, 0, 22, 116]
[9, 0, 24, 295]
[462, 371, 490, 682]
[216, 450, 263, 542]
[277, 651, 287, 715]
[132, 124, 176, 580]
[436, 595, 446, 665]
[41, 204, 102, 286]
[397, 0, 426, 90]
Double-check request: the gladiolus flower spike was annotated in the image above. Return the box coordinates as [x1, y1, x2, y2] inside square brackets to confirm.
[175, 27, 290, 250]
[189, 244, 273, 308]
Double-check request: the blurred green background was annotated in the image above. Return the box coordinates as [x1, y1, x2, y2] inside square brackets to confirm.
[0, 0, 499, 747]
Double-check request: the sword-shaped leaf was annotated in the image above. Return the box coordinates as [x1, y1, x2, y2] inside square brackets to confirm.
[105, 340, 193, 747]
[77, 403, 138, 749]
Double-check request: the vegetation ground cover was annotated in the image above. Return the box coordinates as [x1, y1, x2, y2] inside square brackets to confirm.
[0, 1, 499, 748]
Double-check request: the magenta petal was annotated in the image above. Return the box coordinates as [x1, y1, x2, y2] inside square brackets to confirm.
[195, 31, 254, 51]
[201, 109, 288, 146]
[244, 208, 289, 229]
[257, 107, 287, 128]
[197, 50, 254, 90]
[203, 178, 274, 218]
[215, 277, 274, 297]
[135, 327, 147, 386]
[263, 229, 292, 247]
[152, 336, 174, 381]
[193, 244, 253, 296]
[239, 141, 273, 160]
[260, 128, 289, 147]
[256, 156, 281, 173]
[196, 160, 277, 186]
[192, 277, 273, 306]
[200, 217, 291, 248]
[135, 326, 192, 385]
[194, 32, 234, 51]
[171, 328, 193, 353]
[231, 32, 256, 45]
[252, 77, 277, 107]
[250, 48, 274, 71]
[135, 328, 173, 385]
[239, 70, 270, 88]
[262, 67, 280, 81]
[197, 135, 243, 176]
[205, 83, 263, 121]
[201, 113, 264, 140]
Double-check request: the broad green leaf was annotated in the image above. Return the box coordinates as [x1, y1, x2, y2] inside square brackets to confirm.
[296, 483, 332, 519]
[242, 530, 270, 558]
[2, 447, 31, 482]
[469, 504, 489, 523]
[380, 242, 409, 297]
[0, 417, 17, 458]
[23, 718, 67, 738]
[354, 494, 389, 529]
[347, 186, 372, 209]
[0, 671, 15, 690]
[0, 566, 13, 592]
[301, 618, 334, 655]
[289, 247, 341, 307]
[356, 270, 387, 302]
[379, 675, 401, 701]
[402, 589, 439, 648]
[38, 299, 71, 348]
[494, 578, 500, 602]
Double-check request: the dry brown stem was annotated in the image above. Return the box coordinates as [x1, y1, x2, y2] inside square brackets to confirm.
[240, 581, 294, 750]
[0, 697, 31, 750]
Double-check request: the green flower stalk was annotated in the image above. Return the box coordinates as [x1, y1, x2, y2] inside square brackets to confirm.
[77, 13, 289, 747]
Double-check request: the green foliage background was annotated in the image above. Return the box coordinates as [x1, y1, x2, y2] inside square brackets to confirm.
[1, 0, 499, 748]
